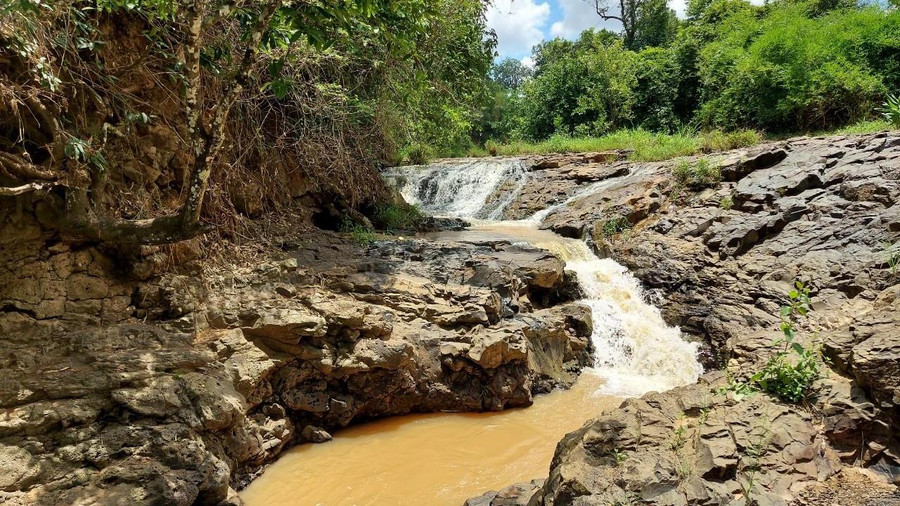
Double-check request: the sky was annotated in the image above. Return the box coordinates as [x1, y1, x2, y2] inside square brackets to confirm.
[486, 0, 691, 63]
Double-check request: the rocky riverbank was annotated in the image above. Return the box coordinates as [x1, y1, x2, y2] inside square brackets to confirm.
[472, 132, 900, 504]
[0, 213, 592, 504]
[2, 132, 899, 505]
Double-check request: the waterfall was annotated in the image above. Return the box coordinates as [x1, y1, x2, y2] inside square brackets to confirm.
[386, 159, 702, 397]
[383, 159, 528, 220]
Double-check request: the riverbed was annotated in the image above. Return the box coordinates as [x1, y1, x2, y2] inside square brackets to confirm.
[241, 159, 702, 506]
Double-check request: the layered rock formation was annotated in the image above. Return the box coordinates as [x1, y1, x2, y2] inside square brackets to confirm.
[475, 132, 900, 504]
[0, 213, 593, 504]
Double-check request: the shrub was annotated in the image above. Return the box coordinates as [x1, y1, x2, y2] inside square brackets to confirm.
[601, 215, 632, 237]
[700, 129, 761, 152]
[672, 158, 721, 188]
[373, 203, 424, 231]
[340, 218, 376, 245]
[402, 143, 434, 165]
[748, 281, 824, 403]
[882, 93, 900, 128]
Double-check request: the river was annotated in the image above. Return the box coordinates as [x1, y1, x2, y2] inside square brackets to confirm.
[241, 158, 702, 506]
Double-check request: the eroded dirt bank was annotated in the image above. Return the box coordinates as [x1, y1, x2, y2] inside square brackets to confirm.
[473, 132, 900, 505]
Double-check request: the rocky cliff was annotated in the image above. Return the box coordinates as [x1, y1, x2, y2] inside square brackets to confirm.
[471, 132, 900, 505]
[0, 209, 592, 504]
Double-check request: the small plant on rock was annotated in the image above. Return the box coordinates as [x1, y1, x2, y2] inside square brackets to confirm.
[601, 215, 631, 238]
[883, 240, 900, 280]
[749, 281, 824, 403]
[720, 195, 734, 210]
[672, 158, 722, 189]
[340, 218, 376, 246]
[881, 93, 900, 129]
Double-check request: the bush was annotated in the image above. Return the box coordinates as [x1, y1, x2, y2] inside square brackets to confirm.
[672, 158, 721, 188]
[697, 6, 896, 132]
[700, 129, 761, 152]
[882, 93, 900, 128]
[372, 203, 424, 231]
[401, 143, 434, 165]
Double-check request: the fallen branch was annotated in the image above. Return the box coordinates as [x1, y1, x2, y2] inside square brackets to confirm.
[0, 182, 53, 196]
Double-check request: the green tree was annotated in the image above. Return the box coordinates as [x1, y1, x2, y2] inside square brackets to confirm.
[492, 57, 533, 90]
[0, 0, 436, 243]
[591, 0, 678, 50]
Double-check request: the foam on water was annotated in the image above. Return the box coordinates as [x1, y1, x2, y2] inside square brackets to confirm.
[387, 159, 703, 397]
[383, 159, 528, 220]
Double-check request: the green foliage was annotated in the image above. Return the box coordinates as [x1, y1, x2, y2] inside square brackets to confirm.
[720, 195, 734, 210]
[696, 5, 899, 132]
[520, 32, 637, 139]
[749, 281, 824, 404]
[882, 94, 900, 128]
[672, 158, 721, 188]
[601, 215, 632, 238]
[473, 1, 899, 152]
[401, 143, 434, 165]
[491, 58, 533, 90]
[700, 129, 761, 152]
[340, 218, 376, 246]
[372, 203, 424, 231]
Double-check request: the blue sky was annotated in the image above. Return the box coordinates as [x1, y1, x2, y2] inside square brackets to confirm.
[486, 0, 691, 62]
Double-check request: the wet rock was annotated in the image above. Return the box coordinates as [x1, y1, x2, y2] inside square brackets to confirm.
[300, 425, 332, 443]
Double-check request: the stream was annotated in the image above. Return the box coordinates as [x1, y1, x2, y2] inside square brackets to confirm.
[240, 159, 703, 506]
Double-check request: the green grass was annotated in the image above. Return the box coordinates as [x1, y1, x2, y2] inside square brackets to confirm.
[833, 119, 895, 135]
[766, 118, 895, 140]
[480, 128, 761, 162]
[673, 158, 722, 188]
[372, 203, 424, 231]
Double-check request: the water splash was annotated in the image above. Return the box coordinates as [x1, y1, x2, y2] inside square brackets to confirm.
[387, 160, 702, 397]
[532, 235, 702, 397]
[383, 159, 528, 220]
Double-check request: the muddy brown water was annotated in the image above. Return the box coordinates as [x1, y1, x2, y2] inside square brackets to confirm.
[239, 372, 619, 506]
[242, 203, 701, 505]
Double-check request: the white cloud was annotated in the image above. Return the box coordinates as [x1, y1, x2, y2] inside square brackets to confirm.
[486, 0, 551, 58]
[550, 0, 620, 39]
[670, 0, 688, 17]
[520, 56, 536, 68]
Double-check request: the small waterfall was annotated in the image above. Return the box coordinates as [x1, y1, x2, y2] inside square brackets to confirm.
[383, 159, 528, 220]
[385, 159, 702, 397]
[539, 239, 702, 396]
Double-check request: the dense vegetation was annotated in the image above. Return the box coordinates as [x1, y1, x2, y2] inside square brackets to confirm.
[2, 0, 899, 245]
[0, 0, 493, 243]
[476, 0, 900, 154]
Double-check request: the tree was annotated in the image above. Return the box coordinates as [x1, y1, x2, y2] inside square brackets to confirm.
[591, 0, 677, 50]
[491, 57, 533, 90]
[0, 0, 431, 245]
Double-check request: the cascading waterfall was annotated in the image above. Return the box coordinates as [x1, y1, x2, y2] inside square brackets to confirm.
[382, 159, 528, 220]
[386, 159, 702, 396]
[243, 159, 705, 506]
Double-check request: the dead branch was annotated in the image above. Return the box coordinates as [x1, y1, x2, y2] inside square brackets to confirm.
[0, 182, 54, 196]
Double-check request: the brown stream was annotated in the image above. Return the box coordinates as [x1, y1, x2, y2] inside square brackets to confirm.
[239, 372, 619, 506]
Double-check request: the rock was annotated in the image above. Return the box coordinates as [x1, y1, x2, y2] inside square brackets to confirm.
[300, 425, 333, 443]
[533, 377, 841, 506]
[483, 133, 900, 504]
